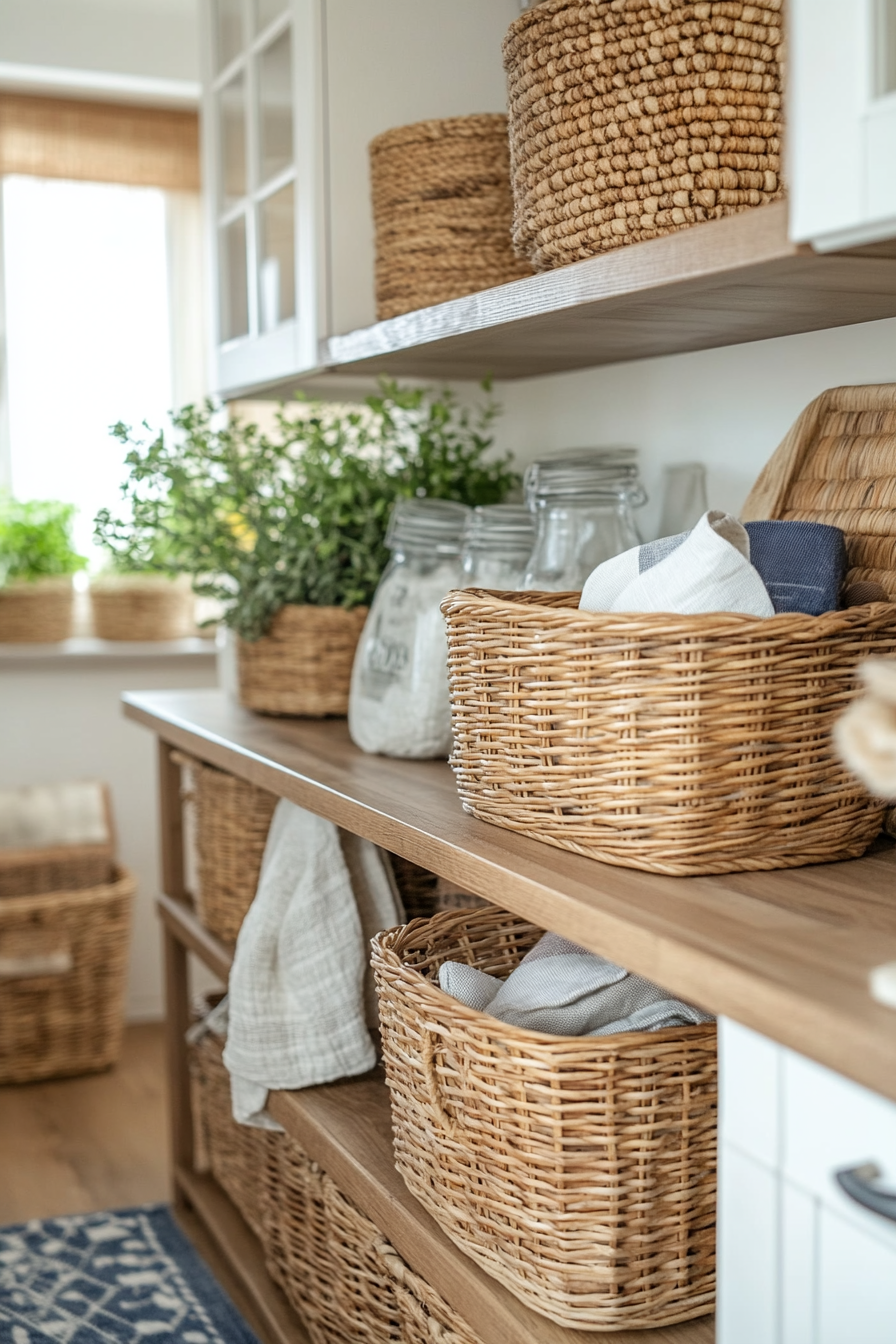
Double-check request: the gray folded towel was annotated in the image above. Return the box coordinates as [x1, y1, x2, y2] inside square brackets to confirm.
[438, 932, 713, 1037]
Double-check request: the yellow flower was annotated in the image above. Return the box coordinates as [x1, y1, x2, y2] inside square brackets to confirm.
[224, 511, 257, 553]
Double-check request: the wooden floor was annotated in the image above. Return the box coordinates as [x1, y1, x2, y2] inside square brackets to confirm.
[0, 1023, 169, 1224]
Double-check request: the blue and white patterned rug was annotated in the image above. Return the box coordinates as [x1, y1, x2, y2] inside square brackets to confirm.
[0, 1204, 259, 1344]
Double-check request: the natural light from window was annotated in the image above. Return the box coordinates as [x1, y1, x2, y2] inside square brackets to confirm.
[3, 176, 173, 563]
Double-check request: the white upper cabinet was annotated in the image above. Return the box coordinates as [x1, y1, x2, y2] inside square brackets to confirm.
[201, 0, 518, 398]
[790, 0, 896, 249]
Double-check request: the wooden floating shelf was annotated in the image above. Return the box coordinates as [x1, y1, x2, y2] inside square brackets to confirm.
[129, 688, 896, 1105]
[304, 202, 896, 383]
[161, 893, 712, 1344]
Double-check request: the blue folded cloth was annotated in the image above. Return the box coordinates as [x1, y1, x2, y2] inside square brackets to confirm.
[744, 520, 846, 615]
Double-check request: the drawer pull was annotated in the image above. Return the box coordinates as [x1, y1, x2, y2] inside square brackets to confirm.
[835, 1163, 896, 1223]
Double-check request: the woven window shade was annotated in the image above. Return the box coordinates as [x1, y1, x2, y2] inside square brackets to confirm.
[0, 93, 199, 191]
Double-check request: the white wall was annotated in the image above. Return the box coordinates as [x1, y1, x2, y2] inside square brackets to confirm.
[493, 316, 896, 540]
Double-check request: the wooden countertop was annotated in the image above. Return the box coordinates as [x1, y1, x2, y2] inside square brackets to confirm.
[126, 688, 896, 1102]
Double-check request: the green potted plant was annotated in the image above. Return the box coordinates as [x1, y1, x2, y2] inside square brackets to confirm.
[90, 514, 195, 644]
[0, 497, 86, 642]
[96, 380, 517, 715]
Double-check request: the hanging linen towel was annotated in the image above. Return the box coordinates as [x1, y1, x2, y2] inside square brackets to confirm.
[439, 932, 713, 1036]
[744, 519, 846, 615]
[579, 509, 774, 617]
[224, 799, 403, 1129]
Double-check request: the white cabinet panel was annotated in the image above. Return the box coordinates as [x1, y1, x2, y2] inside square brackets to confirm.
[817, 1205, 896, 1344]
[781, 1182, 815, 1344]
[717, 1144, 779, 1344]
[719, 1016, 781, 1167]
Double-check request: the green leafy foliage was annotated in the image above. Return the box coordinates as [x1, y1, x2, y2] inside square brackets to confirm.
[94, 379, 517, 640]
[0, 496, 87, 584]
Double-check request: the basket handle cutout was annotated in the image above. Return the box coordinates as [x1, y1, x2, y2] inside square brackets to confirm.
[0, 948, 73, 982]
[421, 1027, 460, 1141]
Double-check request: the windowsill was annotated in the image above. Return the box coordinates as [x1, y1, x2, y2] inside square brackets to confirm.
[0, 637, 218, 665]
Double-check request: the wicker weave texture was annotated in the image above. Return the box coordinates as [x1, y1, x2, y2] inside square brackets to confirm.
[0, 866, 134, 1083]
[0, 846, 112, 899]
[370, 115, 532, 320]
[90, 575, 195, 641]
[503, 0, 784, 268]
[238, 603, 367, 718]
[0, 578, 74, 643]
[376, 1239, 484, 1344]
[373, 908, 717, 1330]
[174, 753, 276, 944]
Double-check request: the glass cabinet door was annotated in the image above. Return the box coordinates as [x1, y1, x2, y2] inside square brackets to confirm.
[208, 0, 297, 351]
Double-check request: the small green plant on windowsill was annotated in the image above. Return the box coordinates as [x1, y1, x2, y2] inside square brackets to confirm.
[0, 496, 86, 586]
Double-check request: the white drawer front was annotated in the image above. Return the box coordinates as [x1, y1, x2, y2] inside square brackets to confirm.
[719, 1016, 782, 1167]
[817, 1204, 896, 1344]
[718, 1144, 780, 1344]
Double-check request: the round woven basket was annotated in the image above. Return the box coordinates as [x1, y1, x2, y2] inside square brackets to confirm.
[442, 590, 896, 876]
[0, 576, 74, 642]
[238, 603, 367, 718]
[372, 907, 717, 1331]
[503, 0, 784, 268]
[370, 114, 533, 320]
[90, 573, 195, 641]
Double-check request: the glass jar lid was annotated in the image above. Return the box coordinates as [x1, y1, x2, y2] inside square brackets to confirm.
[524, 448, 643, 505]
[386, 497, 471, 555]
[462, 504, 535, 555]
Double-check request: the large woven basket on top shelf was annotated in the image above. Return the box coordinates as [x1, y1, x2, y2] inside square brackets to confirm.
[442, 384, 896, 877]
[503, 0, 784, 268]
[370, 115, 532, 320]
[372, 907, 717, 1332]
[173, 753, 276, 943]
[90, 574, 195, 641]
[0, 865, 134, 1084]
[238, 603, 367, 717]
[0, 577, 74, 642]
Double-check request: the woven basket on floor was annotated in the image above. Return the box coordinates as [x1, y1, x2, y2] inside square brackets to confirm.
[173, 753, 276, 943]
[376, 1239, 484, 1344]
[0, 865, 134, 1084]
[238, 603, 367, 717]
[0, 577, 74, 642]
[0, 781, 115, 899]
[504, 0, 784, 268]
[372, 907, 717, 1330]
[443, 383, 896, 877]
[90, 574, 195, 641]
[370, 115, 532, 320]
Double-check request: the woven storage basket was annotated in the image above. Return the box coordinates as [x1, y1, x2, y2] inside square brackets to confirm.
[0, 865, 134, 1084]
[388, 855, 488, 920]
[238, 603, 367, 717]
[90, 574, 195, 641]
[370, 115, 532, 320]
[0, 577, 74, 642]
[272, 1133, 400, 1344]
[0, 781, 115, 899]
[173, 753, 276, 944]
[376, 1239, 484, 1344]
[503, 0, 784, 268]
[443, 384, 896, 877]
[372, 907, 717, 1331]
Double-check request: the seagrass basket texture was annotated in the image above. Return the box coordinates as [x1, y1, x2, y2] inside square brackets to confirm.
[0, 577, 74, 642]
[375, 1238, 484, 1344]
[90, 575, 195, 641]
[503, 0, 783, 268]
[372, 907, 718, 1331]
[442, 395, 896, 877]
[173, 752, 276, 943]
[0, 866, 134, 1084]
[370, 115, 533, 320]
[238, 603, 368, 717]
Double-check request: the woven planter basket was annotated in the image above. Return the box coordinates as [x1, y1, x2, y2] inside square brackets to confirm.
[173, 753, 276, 944]
[238, 603, 368, 717]
[503, 0, 784, 268]
[372, 907, 717, 1331]
[370, 115, 532, 320]
[376, 1239, 484, 1344]
[0, 577, 74, 642]
[90, 574, 195, 641]
[0, 865, 134, 1084]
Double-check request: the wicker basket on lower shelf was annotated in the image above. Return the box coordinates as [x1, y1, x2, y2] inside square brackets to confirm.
[0, 577, 74, 643]
[376, 1239, 482, 1344]
[174, 753, 277, 943]
[238, 604, 367, 717]
[0, 865, 135, 1084]
[372, 906, 717, 1332]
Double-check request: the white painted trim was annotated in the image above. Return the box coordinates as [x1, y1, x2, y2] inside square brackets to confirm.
[809, 215, 896, 252]
[0, 62, 200, 108]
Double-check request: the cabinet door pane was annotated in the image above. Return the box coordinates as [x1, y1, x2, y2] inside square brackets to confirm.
[220, 215, 249, 341]
[259, 184, 295, 330]
[213, 0, 245, 72]
[255, 0, 287, 34]
[219, 72, 247, 208]
[258, 28, 293, 185]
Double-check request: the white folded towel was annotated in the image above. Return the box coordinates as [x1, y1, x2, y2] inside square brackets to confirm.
[439, 932, 713, 1036]
[579, 510, 774, 617]
[223, 800, 402, 1129]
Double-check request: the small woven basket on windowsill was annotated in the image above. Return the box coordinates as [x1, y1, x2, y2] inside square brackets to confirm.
[90, 574, 195, 641]
[0, 577, 75, 642]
